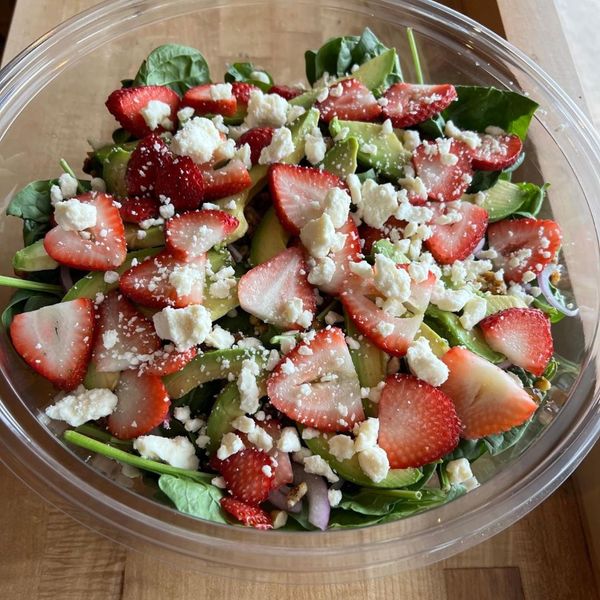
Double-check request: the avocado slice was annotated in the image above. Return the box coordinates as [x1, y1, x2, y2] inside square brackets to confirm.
[124, 224, 165, 249]
[12, 240, 58, 272]
[102, 146, 133, 198]
[249, 206, 290, 266]
[416, 323, 450, 357]
[321, 137, 359, 178]
[329, 117, 411, 180]
[303, 432, 422, 488]
[84, 363, 119, 391]
[483, 293, 527, 316]
[463, 179, 526, 222]
[371, 239, 410, 264]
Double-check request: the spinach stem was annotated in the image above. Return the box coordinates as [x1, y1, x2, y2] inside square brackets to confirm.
[406, 28, 424, 85]
[59, 158, 86, 194]
[0, 275, 62, 294]
[63, 430, 213, 484]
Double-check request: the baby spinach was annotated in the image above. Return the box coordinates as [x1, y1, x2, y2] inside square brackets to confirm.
[482, 418, 533, 456]
[158, 474, 227, 524]
[224, 62, 273, 92]
[1, 289, 58, 329]
[133, 44, 211, 95]
[513, 182, 549, 218]
[305, 27, 402, 88]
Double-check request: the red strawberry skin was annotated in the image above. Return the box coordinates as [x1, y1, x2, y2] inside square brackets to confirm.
[105, 86, 180, 139]
[141, 346, 197, 377]
[237, 127, 275, 165]
[471, 133, 523, 171]
[315, 78, 382, 123]
[154, 155, 204, 212]
[382, 83, 457, 128]
[126, 134, 169, 196]
[182, 83, 237, 117]
[217, 448, 276, 504]
[425, 201, 489, 264]
[44, 193, 127, 271]
[378, 374, 461, 468]
[231, 82, 258, 106]
[487, 218, 562, 283]
[269, 85, 303, 100]
[119, 196, 161, 224]
[199, 160, 252, 201]
[479, 308, 553, 376]
[440, 347, 538, 439]
[107, 369, 171, 440]
[220, 496, 273, 529]
[10, 299, 95, 391]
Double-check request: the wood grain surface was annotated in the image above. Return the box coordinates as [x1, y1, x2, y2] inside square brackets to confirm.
[1, 1, 599, 599]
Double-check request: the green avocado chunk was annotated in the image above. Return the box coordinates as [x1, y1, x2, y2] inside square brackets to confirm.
[124, 224, 165, 249]
[102, 146, 133, 198]
[321, 137, 359, 178]
[463, 179, 526, 222]
[249, 206, 290, 266]
[12, 239, 58, 272]
[84, 362, 119, 391]
[482, 293, 527, 316]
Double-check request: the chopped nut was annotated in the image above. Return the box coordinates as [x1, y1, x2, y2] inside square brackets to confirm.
[271, 510, 288, 529]
[534, 377, 552, 392]
[479, 271, 507, 295]
[549, 269, 561, 286]
[286, 481, 308, 508]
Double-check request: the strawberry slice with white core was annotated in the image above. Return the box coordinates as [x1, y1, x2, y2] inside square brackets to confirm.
[269, 164, 346, 234]
[181, 83, 237, 117]
[340, 276, 424, 357]
[165, 210, 239, 259]
[470, 132, 523, 171]
[220, 496, 273, 529]
[440, 346, 538, 439]
[424, 201, 489, 264]
[91, 291, 161, 372]
[315, 78, 382, 123]
[412, 139, 474, 202]
[382, 83, 457, 128]
[237, 246, 316, 330]
[257, 418, 294, 489]
[398, 265, 437, 312]
[119, 250, 206, 308]
[237, 127, 275, 165]
[107, 369, 171, 440]
[10, 298, 95, 391]
[44, 193, 127, 271]
[479, 307, 553, 376]
[378, 374, 461, 468]
[487, 217, 562, 283]
[199, 159, 252, 201]
[267, 327, 365, 432]
[141, 346, 198, 377]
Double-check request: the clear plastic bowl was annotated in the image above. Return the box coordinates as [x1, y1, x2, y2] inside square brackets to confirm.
[0, 0, 599, 583]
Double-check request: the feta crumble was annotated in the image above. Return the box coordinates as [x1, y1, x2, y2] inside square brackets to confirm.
[133, 435, 199, 470]
[140, 100, 174, 131]
[238, 358, 261, 414]
[258, 127, 295, 164]
[406, 337, 449, 386]
[303, 454, 339, 483]
[305, 127, 327, 164]
[54, 199, 97, 232]
[152, 304, 212, 351]
[216, 432, 245, 460]
[45, 386, 117, 427]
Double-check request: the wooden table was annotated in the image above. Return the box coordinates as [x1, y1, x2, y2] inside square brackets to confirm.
[1, 1, 599, 598]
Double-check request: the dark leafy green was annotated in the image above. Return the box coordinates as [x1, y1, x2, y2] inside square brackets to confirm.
[1, 289, 57, 329]
[467, 151, 527, 193]
[482, 418, 533, 455]
[532, 293, 566, 324]
[305, 28, 402, 88]
[133, 44, 211, 95]
[513, 182, 549, 218]
[172, 380, 221, 413]
[224, 62, 273, 92]
[444, 439, 487, 463]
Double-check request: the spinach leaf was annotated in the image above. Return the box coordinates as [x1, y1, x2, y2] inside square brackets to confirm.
[1, 289, 56, 328]
[443, 86, 538, 140]
[340, 488, 424, 515]
[482, 418, 533, 456]
[416, 115, 445, 139]
[158, 474, 227, 524]
[467, 151, 527, 194]
[173, 380, 221, 413]
[444, 439, 487, 462]
[305, 28, 402, 88]
[513, 182, 549, 218]
[133, 44, 211, 95]
[224, 62, 273, 92]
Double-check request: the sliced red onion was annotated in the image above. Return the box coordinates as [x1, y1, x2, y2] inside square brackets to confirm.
[268, 485, 302, 514]
[292, 463, 330, 531]
[497, 359, 513, 370]
[59, 266, 74, 291]
[538, 264, 579, 317]
[473, 236, 486, 256]
[227, 244, 243, 263]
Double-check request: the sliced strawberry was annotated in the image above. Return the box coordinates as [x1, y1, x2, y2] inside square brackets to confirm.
[44, 193, 127, 271]
[141, 346, 198, 377]
[412, 139, 474, 202]
[118, 196, 161, 224]
[378, 374, 461, 468]
[231, 82, 258, 106]
[10, 298, 94, 391]
[315, 78, 381, 123]
[237, 127, 275, 165]
[91, 291, 161, 372]
[105, 86, 180, 139]
[340, 277, 424, 356]
[154, 154, 204, 213]
[269, 85, 303, 100]
[268, 164, 346, 234]
[382, 83, 457, 128]
[317, 217, 362, 295]
[470, 132, 523, 171]
[358, 217, 405, 255]
[181, 83, 237, 117]
[398, 265, 437, 312]
[424, 201, 489, 264]
[199, 160, 252, 202]
[125, 134, 170, 196]
[107, 369, 170, 439]
[487, 218, 562, 283]
[479, 308, 553, 376]
[217, 448, 276, 504]
[165, 209, 239, 259]
[267, 327, 364, 432]
[255, 418, 294, 489]
[220, 497, 273, 529]
[238, 246, 316, 330]
[119, 250, 206, 308]
[440, 346, 538, 439]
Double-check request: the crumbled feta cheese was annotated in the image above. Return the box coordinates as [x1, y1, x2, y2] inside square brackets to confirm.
[216, 432, 245, 460]
[374, 253, 412, 302]
[177, 106, 195, 124]
[401, 129, 421, 152]
[258, 126, 295, 164]
[349, 260, 373, 280]
[233, 143, 252, 170]
[357, 446, 389, 483]
[353, 418, 379, 452]
[168, 264, 205, 298]
[356, 179, 399, 228]
[521, 270, 537, 284]
[102, 329, 118, 350]
[90, 177, 106, 193]
[50, 184, 63, 205]
[430, 281, 472, 312]
[485, 125, 506, 136]
[303, 454, 339, 483]
[308, 256, 336, 287]
[406, 337, 449, 386]
[204, 324, 235, 349]
[305, 127, 327, 165]
[57, 173, 78, 199]
[346, 173, 362, 207]
[345, 336, 360, 351]
[301, 427, 320, 440]
[328, 434, 355, 461]
[446, 458, 474, 484]
[300, 214, 338, 259]
[170, 117, 223, 164]
[281, 297, 312, 328]
[247, 426, 273, 451]
[133, 435, 199, 470]
[380, 119, 393, 136]
[286, 104, 306, 124]
[208, 265, 237, 299]
[361, 143, 378, 155]
[173, 405, 204, 433]
[246, 89, 289, 128]
[210, 83, 233, 100]
[54, 199, 97, 232]
[238, 358, 261, 413]
[322, 187, 351, 229]
[292, 447, 313, 464]
[141, 100, 174, 131]
[211, 476, 226, 489]
[328, 488, 342, 507]
[231, 415, 256, 434]
[103, 270, 119, 285]
[376, 321, 394, 337]
[152, 305, 212, 351]
[45, 386, 117, 427]
[316, 87, 330, 103]
[459, 296, 488, 330]
[324, 310, 344, 325]
[444, 120, 481, 149]
[368, 381, 386, 404]
[280, 358, 296, 374]
[277, 427, 302, 452]
[196, 434, 211, 450]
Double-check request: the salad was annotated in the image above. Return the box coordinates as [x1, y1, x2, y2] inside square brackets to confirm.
[1, 28, 577, 531]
